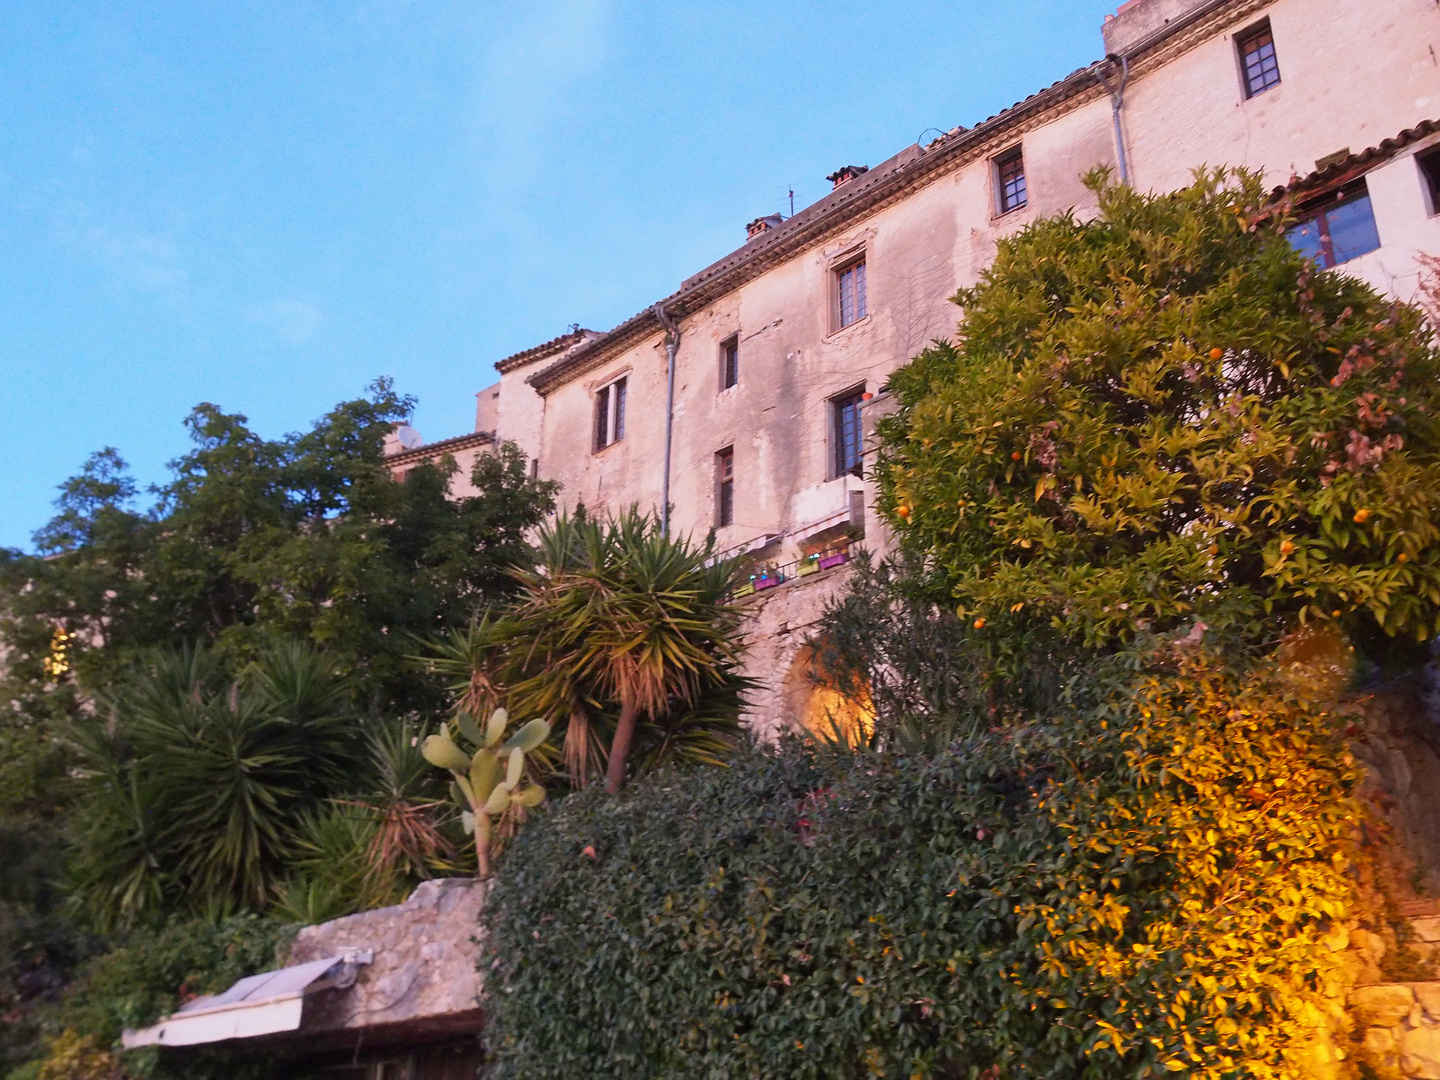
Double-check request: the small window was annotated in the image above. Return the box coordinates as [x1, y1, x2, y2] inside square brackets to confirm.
[995, 147, 1027, 214]
[835, 256, 867, 330]
[716, 447, 734, 527]
[1419, 147, 1440, 216]
[832, 387, 866, 478]
[720, 336, 739, 390]
[593, 376, 627, 451]
[1238, 21, 1281, 98]
[1285, 179, 1382, 269]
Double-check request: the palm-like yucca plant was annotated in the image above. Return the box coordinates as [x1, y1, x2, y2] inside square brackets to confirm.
[66, 641, 362, 928]
[437, 508, 749, 794]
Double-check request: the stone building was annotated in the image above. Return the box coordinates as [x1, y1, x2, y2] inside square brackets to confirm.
[393, 0, 1440, 734]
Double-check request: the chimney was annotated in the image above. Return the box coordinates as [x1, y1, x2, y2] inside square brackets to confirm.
[826, 165, 869, 190]
[745, 213, 783, 240]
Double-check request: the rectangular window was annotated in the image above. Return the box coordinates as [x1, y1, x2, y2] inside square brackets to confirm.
[593, 376, 627, 451]
[835, 257, 867, 330]
[1285, 179, 1382, 269]
[832, 388, 866, 478]
[1238, 21, 1281, 98]
[1420, 147, 1440, 216]
[716, 447, 734, 527]
[720, 336, 739, 390]
[995, 148, 1027, 214]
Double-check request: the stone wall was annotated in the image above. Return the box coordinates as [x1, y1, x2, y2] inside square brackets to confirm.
[1328, 677, 1440, 1078]
[286, 878, 487, 1047]
[1343, 905, 1440, 1079]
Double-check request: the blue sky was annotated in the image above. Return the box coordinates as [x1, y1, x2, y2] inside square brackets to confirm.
[0, 0, 1117, 550]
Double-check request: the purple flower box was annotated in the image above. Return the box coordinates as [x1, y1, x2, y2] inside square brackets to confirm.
[754, 574, 784, 591]
[818, 552, 850, 571]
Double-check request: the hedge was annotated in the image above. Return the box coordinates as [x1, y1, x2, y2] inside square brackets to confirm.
[482, 656, 1359, 1079]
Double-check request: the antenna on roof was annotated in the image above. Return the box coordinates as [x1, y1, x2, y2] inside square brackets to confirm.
[569, 323, 580, 333]
[788, 187, 795, 216]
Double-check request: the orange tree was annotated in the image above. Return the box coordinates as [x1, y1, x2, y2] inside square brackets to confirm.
[878, 170, 1440, 656]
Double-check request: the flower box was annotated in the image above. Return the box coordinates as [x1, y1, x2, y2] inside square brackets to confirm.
[754, 574, 784, 592]
[733, 582, 756, 598]
[797, 559, 821, 577]
[818, 552, 850, 571]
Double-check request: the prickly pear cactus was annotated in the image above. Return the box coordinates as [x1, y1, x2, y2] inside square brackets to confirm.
[421, 707, 550, 877]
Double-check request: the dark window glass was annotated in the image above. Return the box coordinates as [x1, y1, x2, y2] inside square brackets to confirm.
[1420, 148, 1440, 215]
[1285, 181, 1382, 269]
[721, 337, 739, 389]
[1238, 23, 1281, 98]
[996, 149, 1027, 213]
[833, 389, 865, 478]
[837, 259, 867, 329]
[593, 377, 627, 451]
[716, 448, 734, 527]
[593, 384, 609, 451]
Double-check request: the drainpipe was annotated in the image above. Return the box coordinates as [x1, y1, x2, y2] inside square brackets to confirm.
[1096, 53, 1131, 186]
[652, 303, 681, 537]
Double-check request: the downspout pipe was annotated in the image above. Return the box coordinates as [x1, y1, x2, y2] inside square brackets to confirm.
[652, 303, 681, 537]
[1096, 53, 1131, 186]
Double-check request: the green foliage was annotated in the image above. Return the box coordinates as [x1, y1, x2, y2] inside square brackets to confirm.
[878, 170, 1440, 651]
[811, 549, 1083, 749]
[0, 381, 555, 1068]
[51, 913, 296, 1079]
[483, 656, 1359, 1079]
[422, 508, 750, 794]
[270, 806, 402, 925]
[65, 642, 363, 929]
[0, 384, 557, 723]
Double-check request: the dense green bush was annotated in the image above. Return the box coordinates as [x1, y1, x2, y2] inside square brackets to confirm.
[34, 913, 296, 1080]
[483, 655, 1358, 1079]
[878, 170, 1440, 652]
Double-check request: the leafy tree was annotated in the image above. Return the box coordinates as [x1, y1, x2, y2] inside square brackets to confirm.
[424, 509, 749, 795]
[878, 170, 1440, 654]
[0, 379, 559, 730]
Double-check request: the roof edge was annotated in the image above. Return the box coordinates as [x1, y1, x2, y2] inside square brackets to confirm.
[528, 0, 1267, 398]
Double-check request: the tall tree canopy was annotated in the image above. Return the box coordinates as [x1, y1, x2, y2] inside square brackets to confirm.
[0, 378, 559, 753]
[877, 170, 1440, 655]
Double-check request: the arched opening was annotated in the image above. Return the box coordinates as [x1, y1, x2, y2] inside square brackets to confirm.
[780, 642, 874, 748]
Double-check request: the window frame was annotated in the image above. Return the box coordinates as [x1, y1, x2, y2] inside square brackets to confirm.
[719, 335, 739, 391]
[592, 374, 628, 453]
[1418, 146, 1440, 216]
[994, 146, 1028, 216]
[832, 252, 868, 332]
[1236, 19, 1281, 99]
[1284, 178, 1382, 270]
[715, 446, 735, 527]
[830, 385, 867, 479]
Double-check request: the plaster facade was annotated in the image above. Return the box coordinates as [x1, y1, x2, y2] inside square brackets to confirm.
[402, 0, 1440, 734]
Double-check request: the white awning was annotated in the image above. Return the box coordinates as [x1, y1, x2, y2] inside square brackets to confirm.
[122, 951, 371, 1049]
